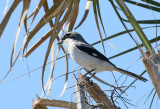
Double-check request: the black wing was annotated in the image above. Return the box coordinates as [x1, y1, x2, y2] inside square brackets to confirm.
[76, 44, 115, 66]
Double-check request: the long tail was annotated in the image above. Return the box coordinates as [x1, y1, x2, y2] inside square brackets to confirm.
[115, 68, 147, 82]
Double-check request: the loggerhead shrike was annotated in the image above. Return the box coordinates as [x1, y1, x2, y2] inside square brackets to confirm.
[58, 32, 147, 82]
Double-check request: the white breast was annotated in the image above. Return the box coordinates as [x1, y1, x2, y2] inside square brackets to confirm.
[64, 40, 116, 72]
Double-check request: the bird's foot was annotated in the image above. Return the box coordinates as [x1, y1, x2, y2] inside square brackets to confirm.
[88, 72, 96, 79]
[84, 69, 95, 76]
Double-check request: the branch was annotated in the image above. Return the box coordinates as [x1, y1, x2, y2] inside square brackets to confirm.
[78, 74, 120, 109]
[32, 97, 76, 109]
[75, 83, 90, 109]
[142, 51, 160, 100]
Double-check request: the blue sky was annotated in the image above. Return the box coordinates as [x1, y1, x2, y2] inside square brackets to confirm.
[0, 0, 160, 109]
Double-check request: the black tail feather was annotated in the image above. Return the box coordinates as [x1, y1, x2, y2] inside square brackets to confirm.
[116, 68, 147, 82]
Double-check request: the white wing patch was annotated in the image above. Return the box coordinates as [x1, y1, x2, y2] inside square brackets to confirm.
[92, 53, 97, 56]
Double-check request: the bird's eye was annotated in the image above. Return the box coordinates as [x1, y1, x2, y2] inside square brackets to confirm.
[70, 34, 74, 39]
[65, 34, 70, 39]
[70, 36, 74, 39]
[62, 34, 68, 40]
[62, 33, 74, 40]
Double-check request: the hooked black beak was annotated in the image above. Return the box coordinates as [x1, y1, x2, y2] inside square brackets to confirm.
[57, 40, 63, 45]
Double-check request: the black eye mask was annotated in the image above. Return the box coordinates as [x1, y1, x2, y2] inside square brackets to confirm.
[61, 33, 74, 41]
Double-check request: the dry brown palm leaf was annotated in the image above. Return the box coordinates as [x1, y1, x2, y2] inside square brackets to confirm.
[41, 2, 61, 97]
[54, 0, 65, 7]
[68, 0, 80, 31]
[29, 0, 63, 25]
[23, 0, 71, 54]
[41, 44, 61, 98]
[1, 0, 30, 82]
[24, 16, 28, 33]
[75, 0, 92, 29]
[41, 41, 55, 98]
[23, 5, 73, 58]
[41, 15, 61, 95]
[23, 4, 72, 58]
[96, 0, 106, 36]
[93, 0, 106, 55]
[2, 0, 9, 16]
[0, 0, 22, 38]
[42, 0, 71, 22]
[1, 34, 28, 82]
[46, 42, 55, 98]
[59, 48, 69, 97]
[63, 0, 77, 30]
[23, 27, 53, 58]
[42, 1, 66, 53]
[43, 1, 54, 27]
[29, 0, 48, 25]
[10, 0, 31, 73]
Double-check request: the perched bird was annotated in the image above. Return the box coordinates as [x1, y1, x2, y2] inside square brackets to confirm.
[58, 32, 147, 82]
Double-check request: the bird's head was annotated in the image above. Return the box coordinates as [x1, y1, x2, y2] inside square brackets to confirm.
[58, 32, 87, 45]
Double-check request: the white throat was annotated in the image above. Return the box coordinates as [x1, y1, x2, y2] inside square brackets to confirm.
[63, 39, 73, 47]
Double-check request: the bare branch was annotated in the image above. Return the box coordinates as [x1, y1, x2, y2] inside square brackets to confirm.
[32, 97, 76, 109]
[78, 74, 120, 109]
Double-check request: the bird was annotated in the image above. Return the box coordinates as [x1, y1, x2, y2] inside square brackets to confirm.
[58, 32, 147, 82]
